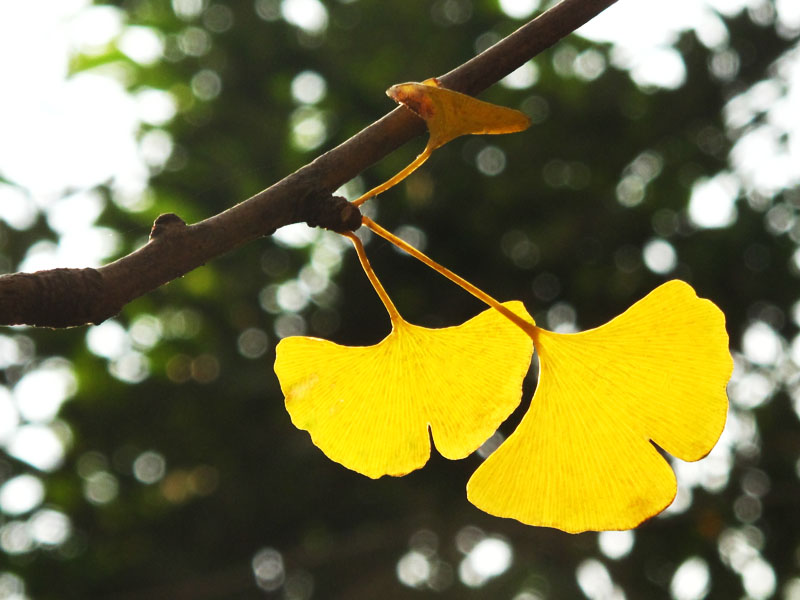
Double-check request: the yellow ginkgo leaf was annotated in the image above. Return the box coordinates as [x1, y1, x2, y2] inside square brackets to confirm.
[466, 280, 732, 533]
[388, 78, 532, 150]
[274, 302, 533, 479]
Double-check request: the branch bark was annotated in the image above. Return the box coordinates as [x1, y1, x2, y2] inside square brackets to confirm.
[0, 0, 619, 328]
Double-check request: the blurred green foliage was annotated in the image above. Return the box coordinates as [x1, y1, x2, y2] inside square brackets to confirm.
[2, 1, 800, 599]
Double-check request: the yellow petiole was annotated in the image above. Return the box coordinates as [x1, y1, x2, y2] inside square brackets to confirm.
[342, 231, 403, 327]
[352, 146, 433, 207]
[361, 216, 537, 337]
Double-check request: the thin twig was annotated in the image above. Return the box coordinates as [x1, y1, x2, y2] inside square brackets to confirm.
[0, 0, 619, 328]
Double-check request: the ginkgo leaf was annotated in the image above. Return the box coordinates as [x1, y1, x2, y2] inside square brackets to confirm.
[466, 280, 732, 533]
[274, 302, 534, 479]
[388, 79, 532, 150]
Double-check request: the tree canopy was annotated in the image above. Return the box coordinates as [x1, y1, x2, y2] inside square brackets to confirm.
[1, 1, 799, 598]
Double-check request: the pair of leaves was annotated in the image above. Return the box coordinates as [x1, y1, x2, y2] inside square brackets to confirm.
[275, 278, 731, 532]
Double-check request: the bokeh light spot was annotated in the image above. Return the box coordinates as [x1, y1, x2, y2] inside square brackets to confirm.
[172, 0, 205, 20]
[277, 281, 310, 313]
[86, 320, 129, 360]
[83, 471, 119, 505]
[598, 530, 635, 560]
[500, 61, 539, 89]
[688, 173, 739, 228]
[784, 577, 800, 600]
[133, 451, 167, 485]
[742, 321, 783, 366]
[0, 184, 38, 231]
[281, 0, 328, 33]
[299, 264, 329, 294]
[13, 363, 76, 423]
[237, 328, 270, 359]
[139, 129, 174, 168]
[670, 556, 710, 600]
[110, 351, 150, 383]
[574, 49, 607, 81]
[458, 537, 513, 587]
[455, 525, 484, 554]
[135, 88, 177, 126]
[255, 0, 282, 21]
[129, 315, 163, 350]
[397, 550, 431, 588]
[118, 26, 164, 65]
[0, 521, 33, 555]
[7, 425, 65, 472]
[520, 95, 549, 124]
[501, 229, 540, 269]
[291, 70, 327, 104]
[576, 559, 622, 600]
[0, 388, 19, 445]
[546, 302, 577, 333]
[203, 4, 234, 32]
[642, 238, 677, 274]
[729, 371, 774, 409]
[392, 225, 428, 255]
[733, 494, 762, 523]
[0, 475, 45, 517]
[431, 0, 473, 26]
[28, 509, 71, 546]
[274, 313, 307, 338]
[273, 223, 320, 248]
[191, 69, 222, 100]
[476, 145, 506, 176]
[290, 106, 328, 151]
[498, 0, 540, 20]
[616, 174, 645, 207]
[742, 557, 776, 599]
[0, 572, 26, 597]
[253, 547, 285, 591]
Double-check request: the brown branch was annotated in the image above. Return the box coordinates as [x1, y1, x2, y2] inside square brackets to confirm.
[0, 0, 619, 328]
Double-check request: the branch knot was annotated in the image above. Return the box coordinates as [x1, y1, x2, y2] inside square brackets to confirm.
[150, 213, 187, 240]
[304, 195, 362, 233]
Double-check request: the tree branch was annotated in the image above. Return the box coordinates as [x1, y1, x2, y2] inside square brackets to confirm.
[0, 0, 619, 328]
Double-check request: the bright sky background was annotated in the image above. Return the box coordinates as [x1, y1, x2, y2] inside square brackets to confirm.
[0, 1, 799, 597]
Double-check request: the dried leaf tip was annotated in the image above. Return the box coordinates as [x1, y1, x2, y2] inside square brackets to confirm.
[386, 79, 531, 150]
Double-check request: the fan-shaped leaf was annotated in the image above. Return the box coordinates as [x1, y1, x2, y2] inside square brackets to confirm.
[275, 302, 534, 478]
[467, 280, 732, 532]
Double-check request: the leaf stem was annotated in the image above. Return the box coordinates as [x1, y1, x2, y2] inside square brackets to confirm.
[362, 216, 537, 337]
[352, 145, 433, 207]
[343, 231, 403, 326]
